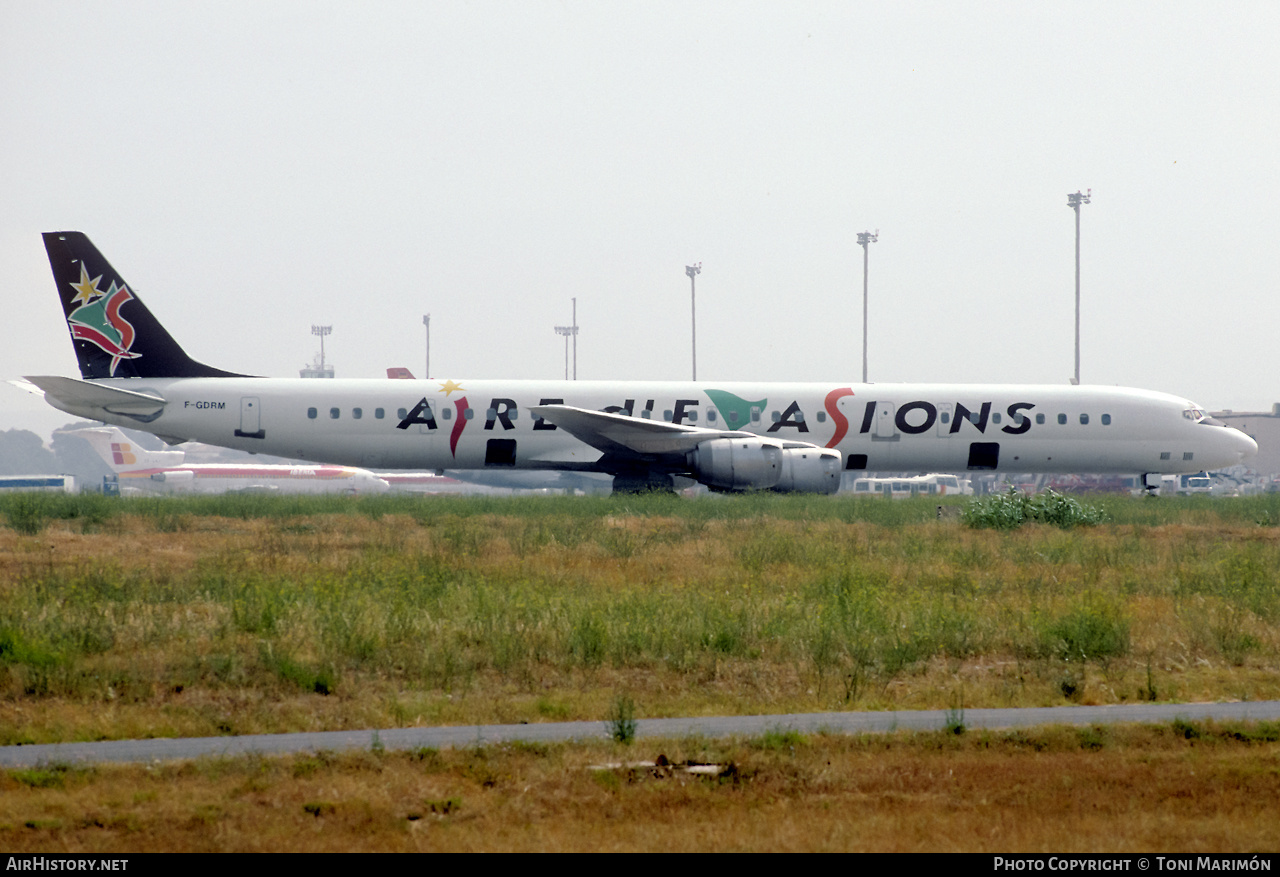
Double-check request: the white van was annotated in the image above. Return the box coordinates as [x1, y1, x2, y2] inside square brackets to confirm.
[849, 473, 973, 498]
[1160, 473, 1212, 496]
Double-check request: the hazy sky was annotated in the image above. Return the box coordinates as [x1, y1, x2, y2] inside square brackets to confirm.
[4, 1, 1278, 438]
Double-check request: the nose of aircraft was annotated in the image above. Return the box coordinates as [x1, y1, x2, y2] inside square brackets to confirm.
[1232, 428, 1259, 463]
[1214, 426, 1258, 468]
[1193, 424, 1257, 471]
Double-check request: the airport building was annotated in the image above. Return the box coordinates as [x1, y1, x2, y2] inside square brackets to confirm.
[1214, 406, 1280, 476]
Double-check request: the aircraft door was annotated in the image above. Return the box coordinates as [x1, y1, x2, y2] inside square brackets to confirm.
[937, 403, 953, 436]
[875, 402, 896, 438]
[236, 396, 265, 439]
[419, 400, 438, 436]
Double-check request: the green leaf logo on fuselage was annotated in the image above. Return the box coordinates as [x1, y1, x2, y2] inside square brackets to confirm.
[705, 389, 766, 430]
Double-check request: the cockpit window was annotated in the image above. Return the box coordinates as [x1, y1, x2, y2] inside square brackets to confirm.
[1183, 407, 1224, 426]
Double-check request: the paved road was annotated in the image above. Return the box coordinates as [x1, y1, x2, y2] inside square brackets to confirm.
[3, 701, 1278, 768]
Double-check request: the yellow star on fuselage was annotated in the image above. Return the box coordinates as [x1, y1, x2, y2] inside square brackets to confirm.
[438, 380, 465, 396]
[69, 263, 104, 306]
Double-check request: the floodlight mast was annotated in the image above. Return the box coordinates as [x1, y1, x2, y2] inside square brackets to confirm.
[856, 232, 878, 384]
[686, 263, 701, 380]
[553, 324, 576, 381]
[311, 324, 332, 373]
[1068, 190, 1091, 386]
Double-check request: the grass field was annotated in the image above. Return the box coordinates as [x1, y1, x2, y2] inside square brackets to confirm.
[2, 491, 1278, 743]
[2, 491, 1278, 850]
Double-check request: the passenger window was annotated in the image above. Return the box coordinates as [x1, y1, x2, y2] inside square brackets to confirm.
[941, 412, 950, 424]
[463, 408, 474, 420]
[330, 408, 340, 419]
[443, 408, 452, 420]
[1080, 413, 1089, 425]
[688, 410, 698, 423]
[307, 407, 317, 419]
[641, 410, 651, 419]
[970, 411, 980, 424]
[663, 410, 673, 422]
[992, 413, 1002, 424]
[1101, 414, 1111, 425]
[1160, 452, 1171, 460]
[375, 408, 385, 419]
[397, 408, 407, 420]
[772, 411, 781, 423]
[1035, 414, 1045, 425]
[707, 410, 717, 423]
[1183, 452, 1194, 461]
[353, 408, 363, 420]
[1057, 413, 1067, 425]
[816, 411, 826, 423]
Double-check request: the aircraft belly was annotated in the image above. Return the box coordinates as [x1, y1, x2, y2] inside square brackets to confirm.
[845, 434, 1152, 475]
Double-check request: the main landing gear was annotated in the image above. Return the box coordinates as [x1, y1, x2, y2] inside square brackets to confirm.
[611, 472, 676, 494]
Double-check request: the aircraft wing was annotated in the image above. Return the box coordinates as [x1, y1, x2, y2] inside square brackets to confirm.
[530, 404, 764, 458]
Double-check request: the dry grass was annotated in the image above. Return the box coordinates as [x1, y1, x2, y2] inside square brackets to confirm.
[2, 723, 1278, 851]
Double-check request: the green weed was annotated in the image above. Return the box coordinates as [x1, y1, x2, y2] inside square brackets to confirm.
[963, 489, 1109, 530]
[608, 694, 637, 745]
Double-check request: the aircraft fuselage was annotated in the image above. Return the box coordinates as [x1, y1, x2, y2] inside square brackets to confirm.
[45, 377, 1256, 477]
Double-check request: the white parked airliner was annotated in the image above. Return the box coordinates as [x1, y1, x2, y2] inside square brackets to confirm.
[73, 426, 389, 495]
[26, 232, 1257, 495]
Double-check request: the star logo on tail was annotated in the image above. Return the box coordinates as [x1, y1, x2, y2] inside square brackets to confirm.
[69, 263, 105, 306]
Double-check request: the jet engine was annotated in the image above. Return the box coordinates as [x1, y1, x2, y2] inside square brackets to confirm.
[686, 438, 782, 490]
[773, 447, 842, 495]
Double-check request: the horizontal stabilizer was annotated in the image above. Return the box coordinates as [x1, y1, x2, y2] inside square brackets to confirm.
[23, 375, 166, 419]
[71, 426, 186, 471]
[6, 379, 47, 398]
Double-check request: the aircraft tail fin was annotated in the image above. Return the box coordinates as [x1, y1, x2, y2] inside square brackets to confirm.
[72, 427, 186, 472]
[43, 232, 249, 380]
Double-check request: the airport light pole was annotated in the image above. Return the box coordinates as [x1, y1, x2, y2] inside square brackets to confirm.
[311, 324, 332, 374]
[571, 297, 577, 380]
[422, 314, 430, 379]
[1067, 190, 1091, 386]
[686, 263, 701, 381]
[856, 232, 878, 384]
[554, 325, 576, 380]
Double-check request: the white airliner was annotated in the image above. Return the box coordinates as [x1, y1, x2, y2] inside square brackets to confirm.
[74, 426, 390, 495]
[26, 232, 1257, 495]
